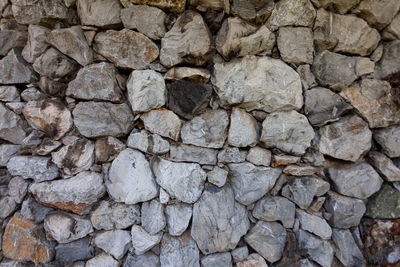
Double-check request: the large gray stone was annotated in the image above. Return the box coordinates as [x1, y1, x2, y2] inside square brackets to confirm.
[33, 48, 78, 80]
[277, 27, 314, 65]
[86, 253, 119, 267]
[141, 199, 166, 235]
[217, 147, 247, 164]
[0, 86, 20, 102]
[21, 196, 53, 224]
[246, 147, 272, 167]
[245, 221, 287, 263]
[201, 252, 232, 267]
[165, 203, 192, 236]
[73, 102, 134, 138]
[317, 114, 372, 162]
[55, 237, 94, 262]
[331, 229, 364, 267]
[181, 109, 229, 149]
[211, 56, 303, 112]
[160, 232, 200, 267]
[169, 144, 217, 165]
[207, 166, 228, 188]
[93, 29, 159, 69]
[141, 109, 182, 142]
[124, 252, 160, 267]
[0, 49, 38, 84]
[66, 62, 124, 102]
[228, 108, 257, 148]
[296, 229, 334, 267]
[93, 230, 131, 259]
[365, 184, 400, 219]
[373, 125, 400, 158]
[77, 0, 122, 27]
[7, 156, 58, 182]
[151, 158, 206, 204]
[191, 185, 249, 255]
[107, 148, 158, 204]
[228, 163, 282, 205]
[22, 24, 50, 64]
[368, 151, 400, 182]
[260, 111, 315, 155]
[328, 161, 383, 199]
[311, 0, 360, 14]
[160, 10, 212, 67]
[253, 196, 296, 228]
[0, 144, 20, 167]
[47, 26, 93, 66]
[131, 225, 162, 255]
[354, 0, 400, 30]
[296, 209, 332, 239]
[127, 130, 169, 155]
[0, 29, 27, 57]
[0, 103, 27, 144]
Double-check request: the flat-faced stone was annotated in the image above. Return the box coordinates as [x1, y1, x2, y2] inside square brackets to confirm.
[354, 0, 400, 30]
[127, 130, 169, 155]
[0, 29, 27, 57]
[0, 103, 27, 144]
[86, 253, 119, 267]
[165, 203, 192, 236]
[95, 136, 126, 163]
[124, 0, 186, 13]
[201, 252, 232, 267]
[160, 232, 200, 267]
[93, 230, 131, 259]
[365, 184, 400, 219]
[10, 0, 69, 24]
[368, 151, 400, 182]
[331, 229, 364, 267]
[373, 125, 400, 158]
[22, 24, 50, 64]
[253, 196, 296, 228]
[246, 147, 272, 167]
[141, 109, 182, 141]
[228, 108, 257, 148]
[296, 209, 332, 239]
[296, 229, 334, 267]
[32, 48, 78, 80]
[7, 156, 58, 182]
[55, 237, 94, 262]
[141, 199, 166, 235]
[169, 144, 217, 165]
[0, 49, 38, 84]
[165, 67, 210, 83]
[77, 0, 122, 27]
[278, 27, 314, 65]
[131, 225, 162, 255]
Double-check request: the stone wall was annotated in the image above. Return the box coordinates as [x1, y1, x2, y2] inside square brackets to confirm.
[0, 0, 400, 266]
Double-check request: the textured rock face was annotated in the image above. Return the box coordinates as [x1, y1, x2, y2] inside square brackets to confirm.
[7, 156, 58, 182]
[0, 103, 27, 144]
[33, 48, 78, 80]
[365, 184, 400, 219]
[278, 27, 314, 65]
[373, 125, 400, 158]
[0, 49, 38, 84]
[355, 0, 400, 30]
[124, 0, 186, 13]
[228, 108, 257, 147]
[160, 232, 200, 267]
[253, 196, 295, 228]
[297, 229, 334, 267]
[77, 0, 122, 27]
[212, 56, 303, 112]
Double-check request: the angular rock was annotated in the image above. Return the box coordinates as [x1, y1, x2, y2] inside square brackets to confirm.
[365, 183, 400, 219]
[107, 148, 158, 204]
[86, 253, 119, 267]
[7, 156, 58, 182]
[181, 109, 229, 149]
[55, 237, 94, 262]
[212, 56, 303, 112]
[2, 213, 54, 263]
[124, 252, 160, 267]
[317, 114, 372, 162]
[281, 177, 330, 209]
[121, 5, 167, 40]
[368, 151, 400, 182]
[36, 138, 62, 156]
[331, 229, 364, 267]
[304, 87, 352, 126]
[217, 147, 247, 163]
[51, 138, 95, 176]
[0, 86, 20, 102]
[44, 212, 93, 243]
[90, 200, 140, 230]
[341, 79, 400, 128]
[0, 196, 17, 219]
[191, 185, 249, 254]
[47, 26, 93, 66]
[228, 162, 282, 205]
[141, 199, 166, 235]
[201, 252, 232, 267]
[160, 11, 212, 67]
[328, 161, 383, 199]
[127, 70, 166, 112]
[131, 225, 162, 255]
[165, 203, 192, 236]
[246, 147, 271, 167]
[22, 24, 50, 63]
[268, 0, 316, 31]
[77, 0, 122, 27]
[124, 0, 185, 13]
[245, 221, 287, 263]
[160, 232, 200, 267]
[277, 27, 314, 65]
[253, 196, 296, 228]
[207, 166, 228, 187]
[231, 246, 249, 263]
[354, 0, 400, 30]
[29, 171, 105, 215]
[0, 29, 27, 57]
[21, 87, 46, 102]
[261, 111, 315, 155]
[141, 109, 182, 141]
[296, 229, 334, 267]
[297, 64, 317, 89]
[311, 0, 360, 14]
[165, 67, 210, 83]
[66, 62, 124, 102]
[127, 130, 169, 155]
[228, 108, 257, 148]
[0, 144, 20, 167]
[10, 0, 69, 25]
[93, 230, 131, 259]
[373, 125, 400, 158]
[0, 103, 26, 145]
[237, 254, 268, 267]
[283, 165, 318, 176]
[169, 144, 217, 165]
[151, 158, 206, 204]
[324, 191, 366, 228]
[73, 101, 134, 138]
[32, 48, 78, 80]
[8, 176, 29, 203]
[376, 41, 400, 79]
[95, 136, 126, 163]
[0, 49, 38, 84]
[93, 29, 159, 69]
[21, 196, 53, 224]
[296, 209, 332, 239]
[216, 17, 275, 60]
[382, 13, 400, 40]
[314, 8, 380, 56]
[167, 80, 212, 119]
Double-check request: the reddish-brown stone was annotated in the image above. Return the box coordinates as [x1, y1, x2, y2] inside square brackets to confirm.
[33, 194, 89, 215]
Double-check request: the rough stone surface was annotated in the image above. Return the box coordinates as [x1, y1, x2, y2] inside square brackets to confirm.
[127, 130, 169, 155]
[20, 196, 53, 224]
[207, 166, 228, 187]
[107, 148, 158, 204]
[7, 156, 58, 182]
[261, 111, 315, 155]
[29, 171, 105, 214]
[124, 0, 186, 13]
[22, 24, 50, 64]
[373, 125, 400, 158]
[124, 252, 160, 267]
[317, 114, 372, 162]
[228, 108, 257, 148]
[169, 144, 217, 165]
[73, 101, 134, 138]
[365, 184, 400, 219]
[131, 225, 162, 255]
[331, 228, 364, 267]
[55, 237, 94, 262]
[296, 229, 334, 267]
[141, 109, 182, 141]
[228, 162, 282, 205]
[201, 252, 232, 267]
[368, 151, 400, 182]
[253, 196, 295, 228]
[191, 185, 249, 255]
[160, 232, 200, 267]
[141, 199, 166, 235]
[0, 29, 27, 57]
[246, 147, 272, 167]
[86, 253, 119, 267]
[151, 158, 206, 204]
[10, 0, 69, 24]
[217, 147, 247, 163]
[165, 203, 192, 236]
[93, 230, 131, 259]
[375, 41, 400, 79]
[311, 0, 360, 14]
[296, 209, 332, 239]
[0, 49, 38, 84]
[32, 48, 78, 80]
[355, 0, 400, 30]
[0, 144, 20, 167]
[278, 27, 314, 65]
[95, 136, 126, 163]
[0, 86, 20, 102]
[93, 29, 159, 70]
[77, 0, 122, 27]
[212, 56, 303, 112]
[160, 11, 212, 67]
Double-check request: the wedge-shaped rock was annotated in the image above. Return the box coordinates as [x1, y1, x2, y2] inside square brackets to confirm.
[33, 48, 78, 80]
[0, 103, 27, 144]
[296, 209, 332, 239]
[7, 156, 58, 182]
[212, 56, 303, 112]
[131, 225, 162, 255]
[277, 27, 314, 65]
[373, 125, 400, 158]
[253, 196, 296, 228]
[29, 171, 105, 215]
[191, 185, 249, 255]
[314, 8, 380, 56]
[22, 25, 50, 64]
[0, 49, 38, 84]
[23, 99, 73, 140]
[151, 158, 206, 204]
[141, 199, 166, 235]
[95, 136, 126, 163]
[228, 163, 282, 205]
[141, 109, 182, 141]
[181, 109, 229, 149]
[73, 101, 134, 138]
[165, 67, 210, 83]
[317, 114, 372, 162]
[296, 229, 334, 267]
[160, 232, 200, 267]
[261, 111, 315, 155]
[165, 203, 192, 236]
[160, 10, 212, 67]
[77, 0, 122, 27]
[66, 62, 124, 102]
[127, 130, 169, 155]
[332, 229, 364, 267]
[107, 148, 158, 204]
[368, 151, 400, 182]
[228, 108, 257, 148]
[354, 0, 400, 30]
[93, 29, 159, 69]
[93, 230, 131, 259]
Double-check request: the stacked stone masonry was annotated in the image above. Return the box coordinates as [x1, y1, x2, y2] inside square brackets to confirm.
[0, 0, 400, 266]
